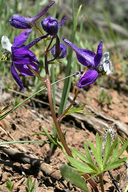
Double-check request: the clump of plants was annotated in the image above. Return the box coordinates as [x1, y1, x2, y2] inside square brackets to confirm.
[1, 1, 128, 191]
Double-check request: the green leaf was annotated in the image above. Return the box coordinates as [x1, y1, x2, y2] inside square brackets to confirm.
[84, 143, 98, 171]
[104, 157, 127, 172]
[87, 138, 103, 171]
[66, 156, 96, 174]
[41, 126, 64, 151]
[0, 74, 75, 120]
[60, 164, 88, 192]
[103, 137, 118, 167]
[72, 148, 98, 172]
[58, 0, 82, 115]
[103, 133, 111, 166]
[25, 177, 35, 192]
[120, 137, 128, 153]
[65, 104, 85, 116]
[5, 179, 13, 192]
[95, 133, 103, 170]
[108, 140, 128, 165]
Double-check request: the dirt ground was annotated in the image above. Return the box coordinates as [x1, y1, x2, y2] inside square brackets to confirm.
[0, 78, 128, 191]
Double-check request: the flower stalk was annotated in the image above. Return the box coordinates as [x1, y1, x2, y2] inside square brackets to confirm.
[44, 52, 72, 157]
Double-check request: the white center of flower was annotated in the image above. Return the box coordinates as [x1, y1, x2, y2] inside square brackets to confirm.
[97, 52, 112, 75]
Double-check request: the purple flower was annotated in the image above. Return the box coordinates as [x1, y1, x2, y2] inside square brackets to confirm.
[63, 38, 112, 88]
[41, 16, 67, 36]
[11, 29, 47, 91]
[51, 43, 67, 59]
[9, 1, 55, 29]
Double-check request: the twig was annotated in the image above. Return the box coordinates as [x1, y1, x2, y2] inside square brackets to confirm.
[0, 144, 62, 180]
[86, 105, 128, 136]
[0, 145, 40, 168]
[108, 170, 121, 192]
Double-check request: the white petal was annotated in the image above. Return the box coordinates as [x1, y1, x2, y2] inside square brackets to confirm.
[1, 36, 12, 53]
[100, 52, 109, 63]
[103, 60, 112, 75]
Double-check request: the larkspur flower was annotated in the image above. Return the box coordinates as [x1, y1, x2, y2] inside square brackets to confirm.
[41, 16, 67, 36]
[63, 38, 112, 88]
[11, 29, 48, 91]
[9, 1, 54, 29]
[51, 43, 67, 59]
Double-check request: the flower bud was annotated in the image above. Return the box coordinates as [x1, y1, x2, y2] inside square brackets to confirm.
[9, 1, 55, 29]
[41, 16, 58, 36]
[51, 43, 67, 59]
[9, 14, 32, 29]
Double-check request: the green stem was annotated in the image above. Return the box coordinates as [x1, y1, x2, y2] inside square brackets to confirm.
[99, 174, 104, 192]
[83, 174, 99, 192]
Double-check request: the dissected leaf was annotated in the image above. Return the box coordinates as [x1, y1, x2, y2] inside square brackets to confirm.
[96, 133, 103, 170]
[104, 157, 127, 172]
[66, 155, 97, 174]
[103, 133, 111, 166]
[107, 140, 128, 167]
[65, 104, 85, 115]
[120, 137, 128, 153]
[87, 139, 103, 171]
[103, 137, 118, 168]
[73, 147, 98, 172]
[84, 143, 96, 166]
[5, 179, 13, 192]
[60, 164, 88, 192]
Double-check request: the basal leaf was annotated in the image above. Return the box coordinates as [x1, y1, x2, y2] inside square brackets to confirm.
[87, 139, 102, 171]
[96, 133, 103, 170]
[120, 137, 128, 154]
[103, 133, 111, 166]
[109, 140, 128, 164]
[104, 157, 127, 172]
[103, 137, 118, 167]
[66, 156, 97, 174]
[72, 148, 98, 172]
[60, 164, 88, 192]
[84, 143, 98, 172]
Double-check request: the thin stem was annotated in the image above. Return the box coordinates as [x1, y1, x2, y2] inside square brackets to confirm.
[99, 174, 104, 192]
[108, 170, 121, 192]
[44, 53, 72, 157]
[83, 174, 99, 192]
[46, 36, 54, 52]
[57, 87, 79, 122]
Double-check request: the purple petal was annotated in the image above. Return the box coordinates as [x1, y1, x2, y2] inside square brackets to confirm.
[76, 49, 95, 67]
[11, 64, 25, 91]
[97, 40, 103, 55]
[94, 53, 102, 67]
[31, 1, 55, 22]
[13, 29, 32, 47]
[25, 34, 48, 49]
[12, 47, 40, 66]
[15, 62, 39, 76]
[59, 17, 67, 27]
[76, 69, 98, 88]
[63, 37, 95, 67]
[94, 40, 103, 67]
